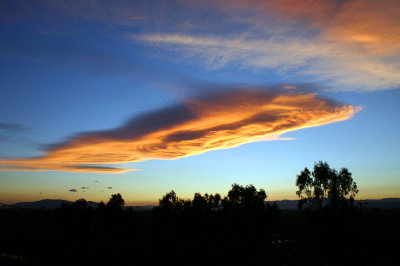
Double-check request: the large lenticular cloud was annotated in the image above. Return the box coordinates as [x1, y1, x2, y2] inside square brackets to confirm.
[0, 90, 360, 173]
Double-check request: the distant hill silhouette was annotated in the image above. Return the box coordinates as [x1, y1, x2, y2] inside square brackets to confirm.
[2, 198, 399, 210]
[0, 199, 154, 210]
[1, 199, 98, 209]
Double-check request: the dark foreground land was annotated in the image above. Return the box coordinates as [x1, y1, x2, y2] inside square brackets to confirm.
[0, 207, 399, 266]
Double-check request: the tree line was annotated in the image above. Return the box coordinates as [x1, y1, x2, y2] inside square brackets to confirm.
[63, 161, 358, 213]
[3, 162, 397, 266]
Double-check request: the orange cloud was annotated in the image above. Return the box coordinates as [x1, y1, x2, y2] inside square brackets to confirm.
[323, 0, 400, 55]
[135, 0, 400, 91]
[0, 90, 360, 173]
[269, 0, 400, 55]
[212, 0, 400, 55]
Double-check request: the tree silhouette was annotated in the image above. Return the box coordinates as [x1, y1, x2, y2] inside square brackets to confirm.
[72, 198, 88, 209]
[296, 161, 359, 209]
[158, 190, 184, 212]
[206, 193, 221, 210]
[191, 192, 221, 212]
[222, 183, 267, 211]
[97, 200, 106, 210]
[192, 192, 208, 212]
[106, 193, 125, 210]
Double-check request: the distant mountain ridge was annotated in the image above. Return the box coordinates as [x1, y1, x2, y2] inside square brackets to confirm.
[0, 199, 154, 210]
[2, 198, 400, 210]
[1, 199, 99, 209]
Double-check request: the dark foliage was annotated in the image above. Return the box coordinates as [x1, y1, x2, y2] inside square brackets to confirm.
[222, 183, 266, 211]
[0, 178, 398, 265]
[106, 193, 125, 210]
[296, 161, 359, 210]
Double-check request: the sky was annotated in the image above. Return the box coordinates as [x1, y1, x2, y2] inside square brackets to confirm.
[0, 0, 399, 205]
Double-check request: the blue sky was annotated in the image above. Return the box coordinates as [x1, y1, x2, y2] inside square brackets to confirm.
[0, 0, 399, 204]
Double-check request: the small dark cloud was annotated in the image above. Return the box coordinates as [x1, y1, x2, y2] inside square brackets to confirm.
[95, 180, 100, 183]
[0, 123, 28, 132]
[63, 165, 125, 172]
[0, 123, 29, 143]
[107, 187, 112, 189]
[69, 189, 77, 192]
[80, 186, 87, 190]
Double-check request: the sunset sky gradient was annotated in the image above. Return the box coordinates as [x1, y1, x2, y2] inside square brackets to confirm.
[1, 0, 399, 205]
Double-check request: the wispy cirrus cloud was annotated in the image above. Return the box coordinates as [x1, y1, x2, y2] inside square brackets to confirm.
[133, 33, 327, 72]
[3, 1, 398, 91]
[257, 0, 400, 55]
[133, 0, 400, 91]
[0, 88, 360, 173]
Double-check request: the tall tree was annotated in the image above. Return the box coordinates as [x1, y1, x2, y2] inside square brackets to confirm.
[296, 161, 359, 209]
[158, 190, 184, 211]
[222, 183, 267, 211]
[106, 193, 125, 210]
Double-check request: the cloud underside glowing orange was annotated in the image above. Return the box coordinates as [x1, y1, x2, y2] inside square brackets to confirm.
[0, 92, 359, 173]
